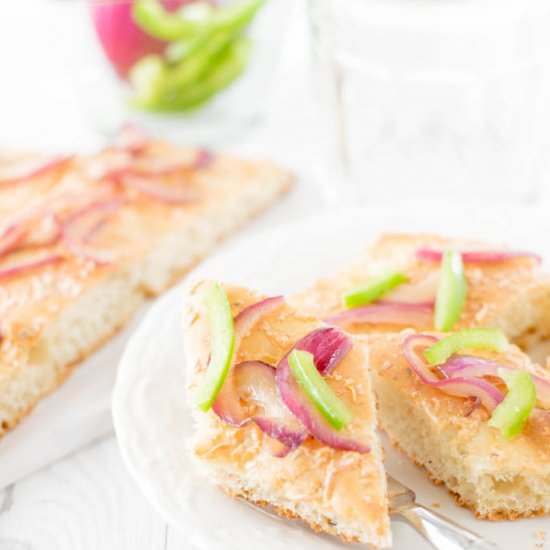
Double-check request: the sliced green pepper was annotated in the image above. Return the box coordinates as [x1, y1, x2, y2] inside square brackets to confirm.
[130, 0, 262, 113]
[139, 38, 251, 112]
[129, 55, 167, 107]
[434, 249, 467, 331]
[133, 0, 212, 41]
[288, 349, 353, 431]
[133, 0, 264, 42]
[163, 29, 239, 96]
[343, 271, 407, 309]
[195, 282, 235, 412]
[165, 30, 212, 65]
[488, 369, 536, 440]
[165, 0, 262, 65]
[424, 328, 508, 366]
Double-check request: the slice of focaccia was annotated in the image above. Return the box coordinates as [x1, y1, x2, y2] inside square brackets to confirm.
[368, 329, 550, 520]
[0, 138, 292, 436]
[184, 280, 390, 548]
[291, 233, 550, 351]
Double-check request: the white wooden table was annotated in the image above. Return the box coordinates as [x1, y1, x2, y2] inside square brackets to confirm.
[0, 2, 319, 548]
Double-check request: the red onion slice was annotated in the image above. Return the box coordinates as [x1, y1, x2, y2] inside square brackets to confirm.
[131, 148, 212, 175]
[61, 198, 125, 265]
[192, 149, 213, 170]
[114, 123, 150, 154]
[252, 417, 307, 457]
[416, 248, 541, 264]
[0, 191, 116, 261]
[105, 148, 212, 180]
[0, 253, 64, 280]
[402, 333, 440, 383]
[288, 326, 353, 375]
[233, 295, 285, 342]
[0, 155, 72, 186]
[33, 189, 117, 218]
[0, 189, 113, 255]
[233, 361, 307, 453]
[440, 355, 550, 408]
[439, 356, 507, 379]
[127, 160, 187, 177]
[116, 173, 196, 204]
[22, 214, 61, 249]
[402, 334, 504, 412]
[86, 150, 133, 182]
[212, 296, 285, 425]
[325, 301, 433, 328]
[276, 328, 369, 453]
[0, 224, 28, 257]
[430, 377, 503, 412]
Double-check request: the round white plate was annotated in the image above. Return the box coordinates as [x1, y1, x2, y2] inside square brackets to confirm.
[113, 205, 549, 550]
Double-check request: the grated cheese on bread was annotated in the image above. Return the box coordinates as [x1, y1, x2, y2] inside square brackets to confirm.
[291, 233, 550, 350]
[291, 232, 550, 521]
[0, 142, 292, 435]
[368, 330, 550, 520]
[183, 281, 391, 548]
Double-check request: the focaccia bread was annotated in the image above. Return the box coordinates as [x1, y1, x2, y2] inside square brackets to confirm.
[0, 138, 292, 436]
[291, 233, 550, 349]
[367, 329, 550, 520]
[183, 280, 390, 548]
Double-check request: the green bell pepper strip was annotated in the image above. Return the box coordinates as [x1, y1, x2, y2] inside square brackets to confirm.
[488, 369, 536, 440]
[343, 271, 407, 309]
[157, 9, 258, 102]
[133, 0, 212, 41]
[133, 0, 265, 42]
[165, 30, 211, 65]
[163, 29, 240, 97]
[423, 328, 508, 366]
[129, 55, 167, 107]
[164, 0, 261, 65]
[195, 282, 235, 412]
[288, 349, 353, 431]
[434, 249, 467, 331]
[137, 38, 251, 112]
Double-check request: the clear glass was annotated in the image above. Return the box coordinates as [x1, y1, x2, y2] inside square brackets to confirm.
[76, 0, 290, 145]
[309, 0, 550, 205]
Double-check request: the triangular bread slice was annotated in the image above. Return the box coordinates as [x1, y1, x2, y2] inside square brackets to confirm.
[368, 329, 550, 519]
[291, 233, 550, 355]
[183, 280, 391, 548]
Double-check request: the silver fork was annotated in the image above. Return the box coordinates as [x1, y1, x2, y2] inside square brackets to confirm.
[387, 474, 499, 550]
[240, 475, 500, 549]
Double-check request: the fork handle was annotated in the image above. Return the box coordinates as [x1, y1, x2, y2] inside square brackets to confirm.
[394, 504, 499, 550]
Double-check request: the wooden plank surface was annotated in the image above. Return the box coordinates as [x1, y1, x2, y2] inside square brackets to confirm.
[0, 434, 189, 550]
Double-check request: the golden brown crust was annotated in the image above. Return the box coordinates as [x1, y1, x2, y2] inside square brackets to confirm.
[142, 178, 291, 297]
[370, 330, 550, 520]
[289, 232, 550, 521]
[0, 299, 136, 436]
[291, 233, 550, 345]
[0, 148, 293, 345]
[0, 143, 292, 436]
[222, 489, 367, 545]
[388, 431, 548, 520]
[371, 331, 550, 462]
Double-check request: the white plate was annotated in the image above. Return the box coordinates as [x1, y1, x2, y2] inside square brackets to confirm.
[113, 205, 549, 550]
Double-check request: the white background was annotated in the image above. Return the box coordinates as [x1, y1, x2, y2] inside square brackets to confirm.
[0, 1, 549, 549]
